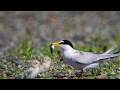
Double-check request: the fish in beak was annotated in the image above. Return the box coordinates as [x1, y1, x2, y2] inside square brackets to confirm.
[50, 42, 61, 53]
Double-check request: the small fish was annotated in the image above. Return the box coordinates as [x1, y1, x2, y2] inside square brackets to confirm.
[50, 44, 55, 53]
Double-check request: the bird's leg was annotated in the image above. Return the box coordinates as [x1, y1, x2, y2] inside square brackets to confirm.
[74, 70, 84, 79]
[81, 70, 84, 78]
[73, 73, 79, 79]
[72, 69, 79, 79]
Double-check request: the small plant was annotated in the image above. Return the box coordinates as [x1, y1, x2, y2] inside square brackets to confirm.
[49, 66, 57, 72]
[0, 73, 7, 79]
[41, 73, 52, 79]
[0, 62, 7, 70]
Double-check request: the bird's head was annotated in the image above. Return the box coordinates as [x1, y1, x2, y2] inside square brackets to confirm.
[42, 56, 52, 69]
[51, 40, 74, 50]
[31, 60, 40, 68]
[42, 56, 51, 65]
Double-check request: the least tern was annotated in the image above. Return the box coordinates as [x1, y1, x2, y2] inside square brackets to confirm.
[51, 40, 120, 77]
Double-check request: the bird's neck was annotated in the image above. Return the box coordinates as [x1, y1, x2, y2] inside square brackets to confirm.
[61, 45, 74, 52]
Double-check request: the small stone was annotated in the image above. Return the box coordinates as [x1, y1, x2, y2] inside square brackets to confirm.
[7, 57, 17, 62]
[15, 74, 24, 79]
[111, 71, 115, 75]
[68, 75, 75, 79]
[10, 41, 15, 47]
[14, 61, 23, 65]
[95, 75, 108, 79]
[65, 74, 69, 76]
[2, 59, 7, 63]
[60, 73, 64, 76]
[22, 64, 29, 68]
[117, 67, 120, 70]
[84, 37, 91, 43]
[4, 71, 12, 76]
[63, 77, 68, 79]
[8, 67, 13, 71]
[104, 62, 109, 66]
[12, 63, 16, 66]
[18, 65, 23, 69]
[61, 64, 65, 68]
[115, 76, 120, 79]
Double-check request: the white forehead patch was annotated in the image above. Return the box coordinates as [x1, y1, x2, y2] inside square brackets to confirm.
[59, 40, 64, 43]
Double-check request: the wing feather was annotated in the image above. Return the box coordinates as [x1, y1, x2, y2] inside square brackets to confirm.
[70, 50, 120, 65]
[70, 50, 99, 64]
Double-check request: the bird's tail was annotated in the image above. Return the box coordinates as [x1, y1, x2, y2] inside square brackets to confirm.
[97, 54, 120, 60]
[102, 41, 120, 55]
[112, 50, 120, 54]
[93, 41, 120, 62]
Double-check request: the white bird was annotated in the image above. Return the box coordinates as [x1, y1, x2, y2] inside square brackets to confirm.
[51, 40, 120, 77]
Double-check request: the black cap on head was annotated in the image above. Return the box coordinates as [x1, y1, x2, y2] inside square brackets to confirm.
[59, 40, 74, 48]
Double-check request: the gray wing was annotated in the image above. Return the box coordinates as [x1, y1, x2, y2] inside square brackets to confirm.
[95, 53, 120, 60]
[70, 50, 99, 64]
[70, 49, 120, 65]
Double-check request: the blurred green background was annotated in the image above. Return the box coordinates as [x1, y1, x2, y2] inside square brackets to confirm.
[0, 11, 120, 53]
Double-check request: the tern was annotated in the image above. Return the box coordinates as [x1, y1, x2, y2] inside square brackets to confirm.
[51, 40, 120, 77]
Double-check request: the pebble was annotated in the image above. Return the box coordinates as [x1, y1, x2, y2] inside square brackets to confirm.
[117, 67, 120, 70]
[65, 73, 69, 76]
[14, 74, 24, 79]
[104, 62, 109, 66]
[110, 71, 115, 75]
[63, 77, 68, 79]
[22, 64, 29, 68]
[61, 64, 65, 68]
[115, 76, 120, 79]
[68, 75, 75, 79]
[8, 67, 13, 71]
[4, 71, 12, 76]
[95, 75, 108, 79]
[2, 59, 7, 63]
[18, 65, 23, 69]
[15, 61, 23, 65]
[12, 63, 16, 66]
[7, 57, 17, 62]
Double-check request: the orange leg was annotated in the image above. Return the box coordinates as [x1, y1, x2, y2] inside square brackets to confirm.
[81, 71, 84, 78]
[74, 70, 85, 79]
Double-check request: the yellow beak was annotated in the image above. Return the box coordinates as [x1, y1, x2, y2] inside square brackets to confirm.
[51, 42, 61, 46]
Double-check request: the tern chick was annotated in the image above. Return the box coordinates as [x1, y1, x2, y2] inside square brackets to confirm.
[15, 56, 52, 79]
